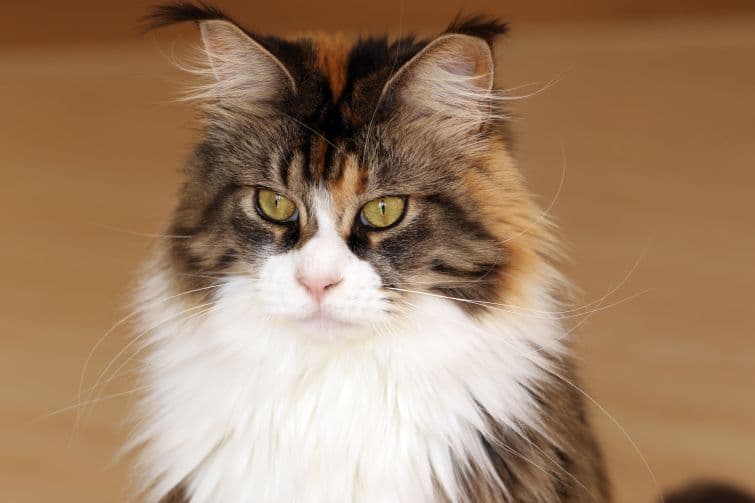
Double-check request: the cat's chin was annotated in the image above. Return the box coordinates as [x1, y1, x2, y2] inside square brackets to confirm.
[291, 312, 372, 340]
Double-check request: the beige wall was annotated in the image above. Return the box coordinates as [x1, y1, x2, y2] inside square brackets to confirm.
[5, 0, 755, 45]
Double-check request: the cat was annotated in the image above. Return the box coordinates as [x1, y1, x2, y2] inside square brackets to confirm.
[130, 3, 612, 502]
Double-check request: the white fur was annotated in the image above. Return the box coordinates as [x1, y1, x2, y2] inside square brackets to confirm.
[130, 195, 564, 502]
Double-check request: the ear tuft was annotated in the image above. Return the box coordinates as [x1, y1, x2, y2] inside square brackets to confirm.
[144, 5, 296, 117]
[199, 20, 296, 94]
[141, 2, 231, 33]
[445, 14, 508, 46]
[171, 19, 296, 116]
[386, 34, 496, 130]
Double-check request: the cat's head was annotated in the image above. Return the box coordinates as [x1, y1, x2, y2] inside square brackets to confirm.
[148, 4, 558, 339]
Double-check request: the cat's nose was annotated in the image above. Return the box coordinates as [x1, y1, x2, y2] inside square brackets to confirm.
[297, 274, 342, 303]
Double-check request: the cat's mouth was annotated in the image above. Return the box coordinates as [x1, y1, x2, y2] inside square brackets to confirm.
[298, 310, 359, 331]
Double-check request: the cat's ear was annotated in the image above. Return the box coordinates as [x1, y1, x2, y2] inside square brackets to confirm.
[192, 19, 296, 111]
[383, 33, 496, 131]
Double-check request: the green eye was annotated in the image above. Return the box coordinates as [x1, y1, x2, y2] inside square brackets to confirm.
[360, 196, 406, 229]
[256, 189, 297, 223]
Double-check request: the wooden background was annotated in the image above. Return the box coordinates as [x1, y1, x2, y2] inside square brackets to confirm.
[1, 1, 754, 501]
[4, 0, 755, 46]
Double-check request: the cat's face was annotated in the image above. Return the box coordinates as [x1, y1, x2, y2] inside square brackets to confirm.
[161, 16, 549, 338]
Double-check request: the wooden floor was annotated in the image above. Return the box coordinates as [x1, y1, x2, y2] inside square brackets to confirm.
[1, 15, 754, 502]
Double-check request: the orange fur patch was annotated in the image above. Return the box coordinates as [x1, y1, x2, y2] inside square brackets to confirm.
[463, 146, 562, 305]
[312, 33, 351, 101]
[330, 155, 367, 232]
[312, 137, 328, 181]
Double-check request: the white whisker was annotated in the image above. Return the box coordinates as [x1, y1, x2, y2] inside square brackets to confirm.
[90, 304, 220, 403]
[39, 385, 153, 422]
[76, 283, 223, 431]
[496, 144, 566, 248]
[429, 308, 660, 498]
[524, 288, 650, 356]
[282, 112, 343, 154]
[80, 301, 218, 426]
[496, 76, 562, 102]
[512, 423, 599, 503]
[87, 221, 192, 239]
[361, 0, 405, 165]
[554, 374, 663, 502]
[387, 286, 646, 322]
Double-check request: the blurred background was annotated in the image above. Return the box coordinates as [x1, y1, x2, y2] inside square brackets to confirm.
[2, 1, 754, 501]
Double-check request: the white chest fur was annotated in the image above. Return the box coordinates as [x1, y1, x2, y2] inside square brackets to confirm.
[131, 275, 562, 503]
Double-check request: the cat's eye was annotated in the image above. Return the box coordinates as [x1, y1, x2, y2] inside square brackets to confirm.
[255, 188, 298, 223]
[360, 196, 406, 229]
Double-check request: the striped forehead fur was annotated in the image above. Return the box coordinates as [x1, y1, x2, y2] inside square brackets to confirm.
[145, 3, 509, 130]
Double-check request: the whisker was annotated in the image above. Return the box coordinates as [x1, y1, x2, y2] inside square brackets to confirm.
[389, 285, 650, 360]
[38, 385, 153, 423]
[386, 286, 638, 321]
[76, 283, 223, 430]
[567, 245, 648, 315]
[388, 244, 648, 320]
[393, 277, 499, 288]
[497, 144, 567, 248]
[175, 271, 261, 282]
[386, 287, 540, 316]
[176, 272, 235, 281]
[282, 112, 343, 154]
[89, 304, 219, 404]
[521, 247, 650, 354]
[488, 439, 552, 502]
[550, 372, 663, 502]
[522, 289, 651, 356]
[79, 301, 218, 426]
[86, 221, 192, 239]
[360, 0, 405, 165]
[495, 76, 562, 102]
[511, 423, 599, 503]
[430, 311, 661, 499]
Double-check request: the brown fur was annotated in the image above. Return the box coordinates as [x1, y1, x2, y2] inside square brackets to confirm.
[330, 156, 368, 231]
[312, 136, 328, 180]
[457, 358, 610, 502]
[159, 484, 188, 503]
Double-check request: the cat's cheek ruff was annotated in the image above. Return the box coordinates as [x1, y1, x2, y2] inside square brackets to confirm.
[128, 264, 564, 502]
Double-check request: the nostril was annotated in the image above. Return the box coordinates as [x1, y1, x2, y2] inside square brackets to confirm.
[323, 278, 342, 291]
[297, 274, 342, 301]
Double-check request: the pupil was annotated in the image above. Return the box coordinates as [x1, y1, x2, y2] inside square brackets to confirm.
[274, 194, 281, 207]
[379, 200, 386, 215]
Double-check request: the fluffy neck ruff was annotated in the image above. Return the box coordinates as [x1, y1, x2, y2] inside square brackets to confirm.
[129, 270, 567, 503]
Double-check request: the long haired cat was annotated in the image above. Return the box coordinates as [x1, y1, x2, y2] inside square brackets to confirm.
[131, 3, 611, 501]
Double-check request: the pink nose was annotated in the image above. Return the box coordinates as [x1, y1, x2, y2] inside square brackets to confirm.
[297, 274, 342, 303]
